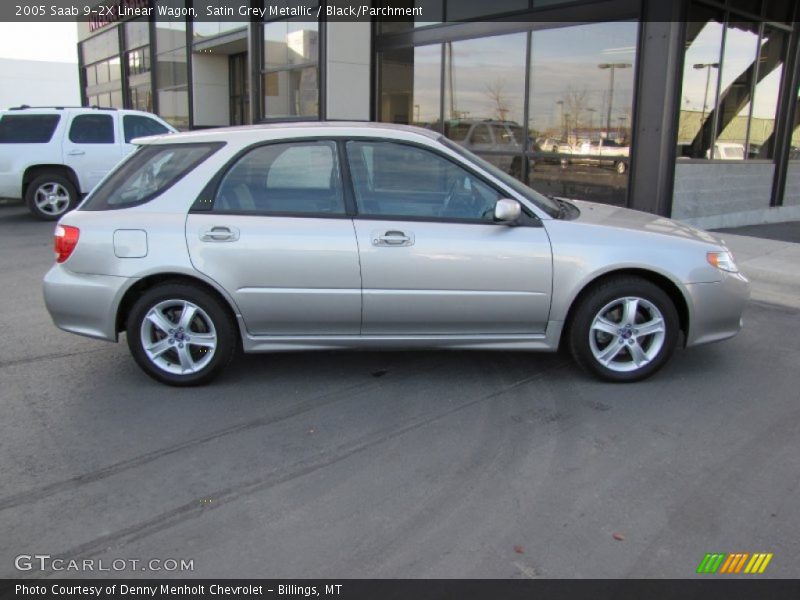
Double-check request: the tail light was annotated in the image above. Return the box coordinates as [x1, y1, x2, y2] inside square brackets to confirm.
[54, 225, 80, 263]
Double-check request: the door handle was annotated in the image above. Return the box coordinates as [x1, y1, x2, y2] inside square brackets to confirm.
[200, 226, 239, 242]
[67, 150, 85, 156]
[372, 230, 414, 247]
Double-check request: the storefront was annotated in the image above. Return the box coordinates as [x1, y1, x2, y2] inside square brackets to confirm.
[76, 0, 800, 228]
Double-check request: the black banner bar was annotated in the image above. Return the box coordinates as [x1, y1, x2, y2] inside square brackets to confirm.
[3, 579, 800, 600]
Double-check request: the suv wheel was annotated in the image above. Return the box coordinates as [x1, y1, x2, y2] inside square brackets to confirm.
[126, 283, 236, 386]
[569, 277, 679, 382]
[26, 173, 78, 220]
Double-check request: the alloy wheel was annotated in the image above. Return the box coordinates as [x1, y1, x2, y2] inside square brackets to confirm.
[589, 296, 666, 373]
[139, 299, 218, 375]
[34, 182, 71, 216]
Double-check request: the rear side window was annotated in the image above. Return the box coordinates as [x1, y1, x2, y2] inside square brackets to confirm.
[69, 114, 114, 144]
[0, 114, 61, 143]
[123, 115, 170, 143]
[213, 141, 344, 215]
[82, 143, 222, 210]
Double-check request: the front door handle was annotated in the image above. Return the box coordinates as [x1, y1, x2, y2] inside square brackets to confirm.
[372, 230, 414, 247]
[200, 226, 239, 242]
[67, 150, 85, 156]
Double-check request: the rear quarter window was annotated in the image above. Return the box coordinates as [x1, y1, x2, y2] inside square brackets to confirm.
[82, 142, 223, 211]
[0, 114, 61, 143]
[123, 115, 171, 143]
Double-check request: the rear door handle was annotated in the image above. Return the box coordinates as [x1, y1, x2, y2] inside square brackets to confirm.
[372, 230, 414, 247]
[200, 226, 239, 242]
[67, 150, 85, 156]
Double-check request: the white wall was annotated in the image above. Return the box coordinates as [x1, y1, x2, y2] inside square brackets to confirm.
[0, 58, 80, 110]
[325, 22, 371, 120]
[191, 53, 230, 127]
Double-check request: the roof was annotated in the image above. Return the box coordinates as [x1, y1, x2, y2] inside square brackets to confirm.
[134, 121, 442, 145]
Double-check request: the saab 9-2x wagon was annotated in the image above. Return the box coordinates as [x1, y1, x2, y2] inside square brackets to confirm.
[43, 123, 749, 386]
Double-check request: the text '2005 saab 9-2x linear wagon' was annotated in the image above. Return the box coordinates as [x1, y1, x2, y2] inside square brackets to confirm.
[43, 122, 749, 386]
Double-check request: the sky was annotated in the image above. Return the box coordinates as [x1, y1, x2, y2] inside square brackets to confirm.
[0, 23, 78, 63]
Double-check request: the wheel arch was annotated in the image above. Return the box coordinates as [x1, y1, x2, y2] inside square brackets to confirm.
[115, 272, 241, 340]
[22, 164, 81, 197]
[559, 267, 690, 349]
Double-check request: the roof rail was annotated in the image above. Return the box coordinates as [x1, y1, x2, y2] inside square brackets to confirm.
[7, 105, 118, 111]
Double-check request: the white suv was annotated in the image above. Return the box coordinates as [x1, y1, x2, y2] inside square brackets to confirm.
[0, 106, 175, 219]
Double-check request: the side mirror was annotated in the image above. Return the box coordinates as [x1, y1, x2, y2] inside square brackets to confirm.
[494, 198, 521, 223]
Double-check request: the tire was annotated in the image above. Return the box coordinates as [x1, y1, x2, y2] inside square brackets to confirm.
[569, 276, 679, 383]
[126, 283, 236, 386]
[615, 160, 627, 175]
[25, 173, 78, 221]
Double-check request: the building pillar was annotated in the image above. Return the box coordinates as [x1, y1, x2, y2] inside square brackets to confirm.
[325, 22, 372, 120]
[628, 1, 687, 216]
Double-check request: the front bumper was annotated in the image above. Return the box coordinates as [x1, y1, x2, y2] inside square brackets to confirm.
[684, 271, 750, 347]
[43, 264, 133, 342]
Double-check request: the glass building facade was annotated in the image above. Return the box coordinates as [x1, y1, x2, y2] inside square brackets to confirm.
[77, 0, 800, 228]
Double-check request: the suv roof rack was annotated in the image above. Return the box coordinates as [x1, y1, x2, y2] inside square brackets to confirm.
[7, 105, 118, 111]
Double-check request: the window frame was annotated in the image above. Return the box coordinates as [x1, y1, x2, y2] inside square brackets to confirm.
[195, 135, 543, 227]
[192, 136, 542, 226]
[82, 142, 225, 211]
[207, 139, 347, 218]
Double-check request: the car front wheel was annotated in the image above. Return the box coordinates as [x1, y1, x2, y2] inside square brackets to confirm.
[569, 277, 679, 382]
[25, 173, 78, 220]
[126, 283, 236, 386]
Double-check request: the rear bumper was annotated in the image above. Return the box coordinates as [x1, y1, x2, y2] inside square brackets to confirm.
[685, 272, 750, 347]
[43, 264, 132, 342]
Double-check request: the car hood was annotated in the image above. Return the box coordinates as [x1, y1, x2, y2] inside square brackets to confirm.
[567, 199, 725, 247]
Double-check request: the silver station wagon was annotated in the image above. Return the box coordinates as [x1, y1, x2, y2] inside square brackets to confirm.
[43, 123, 749, 386]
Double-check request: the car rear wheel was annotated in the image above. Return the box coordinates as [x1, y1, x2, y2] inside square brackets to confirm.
[25, 173, 78, 220]
[615, 160, 627, 175]
[126, 283, 236, 386]
[569, 277, 679, 382]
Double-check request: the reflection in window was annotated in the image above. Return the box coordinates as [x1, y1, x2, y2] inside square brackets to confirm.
[379, 45, 441, 129]
[784, 86, 800, 206]
[677, 6, 723, 159]
[443, 34, 527, 178]
[677, 3, 787, 161]
[748, 28, 786, 159]
[715, 20, 760, 159]
[262, 21, 319, 118]
[154, 2, 189, 129]
[528, 22, 637, 206]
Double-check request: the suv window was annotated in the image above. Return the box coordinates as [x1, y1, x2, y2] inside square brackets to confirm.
[471, 125, 492, 145]
[346, 141, 501, 222]
[0, 114, 61, 143]
[69, 114, 114, 144]
[214, 142, 344, 215]
[123, 115, 170, 143]
[82, 143, 221, 210]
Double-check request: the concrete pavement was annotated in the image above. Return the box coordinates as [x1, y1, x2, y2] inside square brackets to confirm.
[716, 233, 800, 309]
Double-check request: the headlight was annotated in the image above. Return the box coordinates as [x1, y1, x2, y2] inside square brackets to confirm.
[707, 251, 739, 273]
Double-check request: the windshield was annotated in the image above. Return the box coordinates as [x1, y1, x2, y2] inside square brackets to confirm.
[440, 136, 560, 218]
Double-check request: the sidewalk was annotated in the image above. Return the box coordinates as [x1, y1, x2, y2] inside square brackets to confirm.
[717, 233, 800, 310]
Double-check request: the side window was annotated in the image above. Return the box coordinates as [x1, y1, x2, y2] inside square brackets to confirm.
[0, 114, 61, 143]
[123, 115, 170, 143]
[214, 141, 344, 215]
[346, 141, 502, 222]
[82, 143, 221, 210]
[471, 124, 492, 145]
[69, 114, 114, 144]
